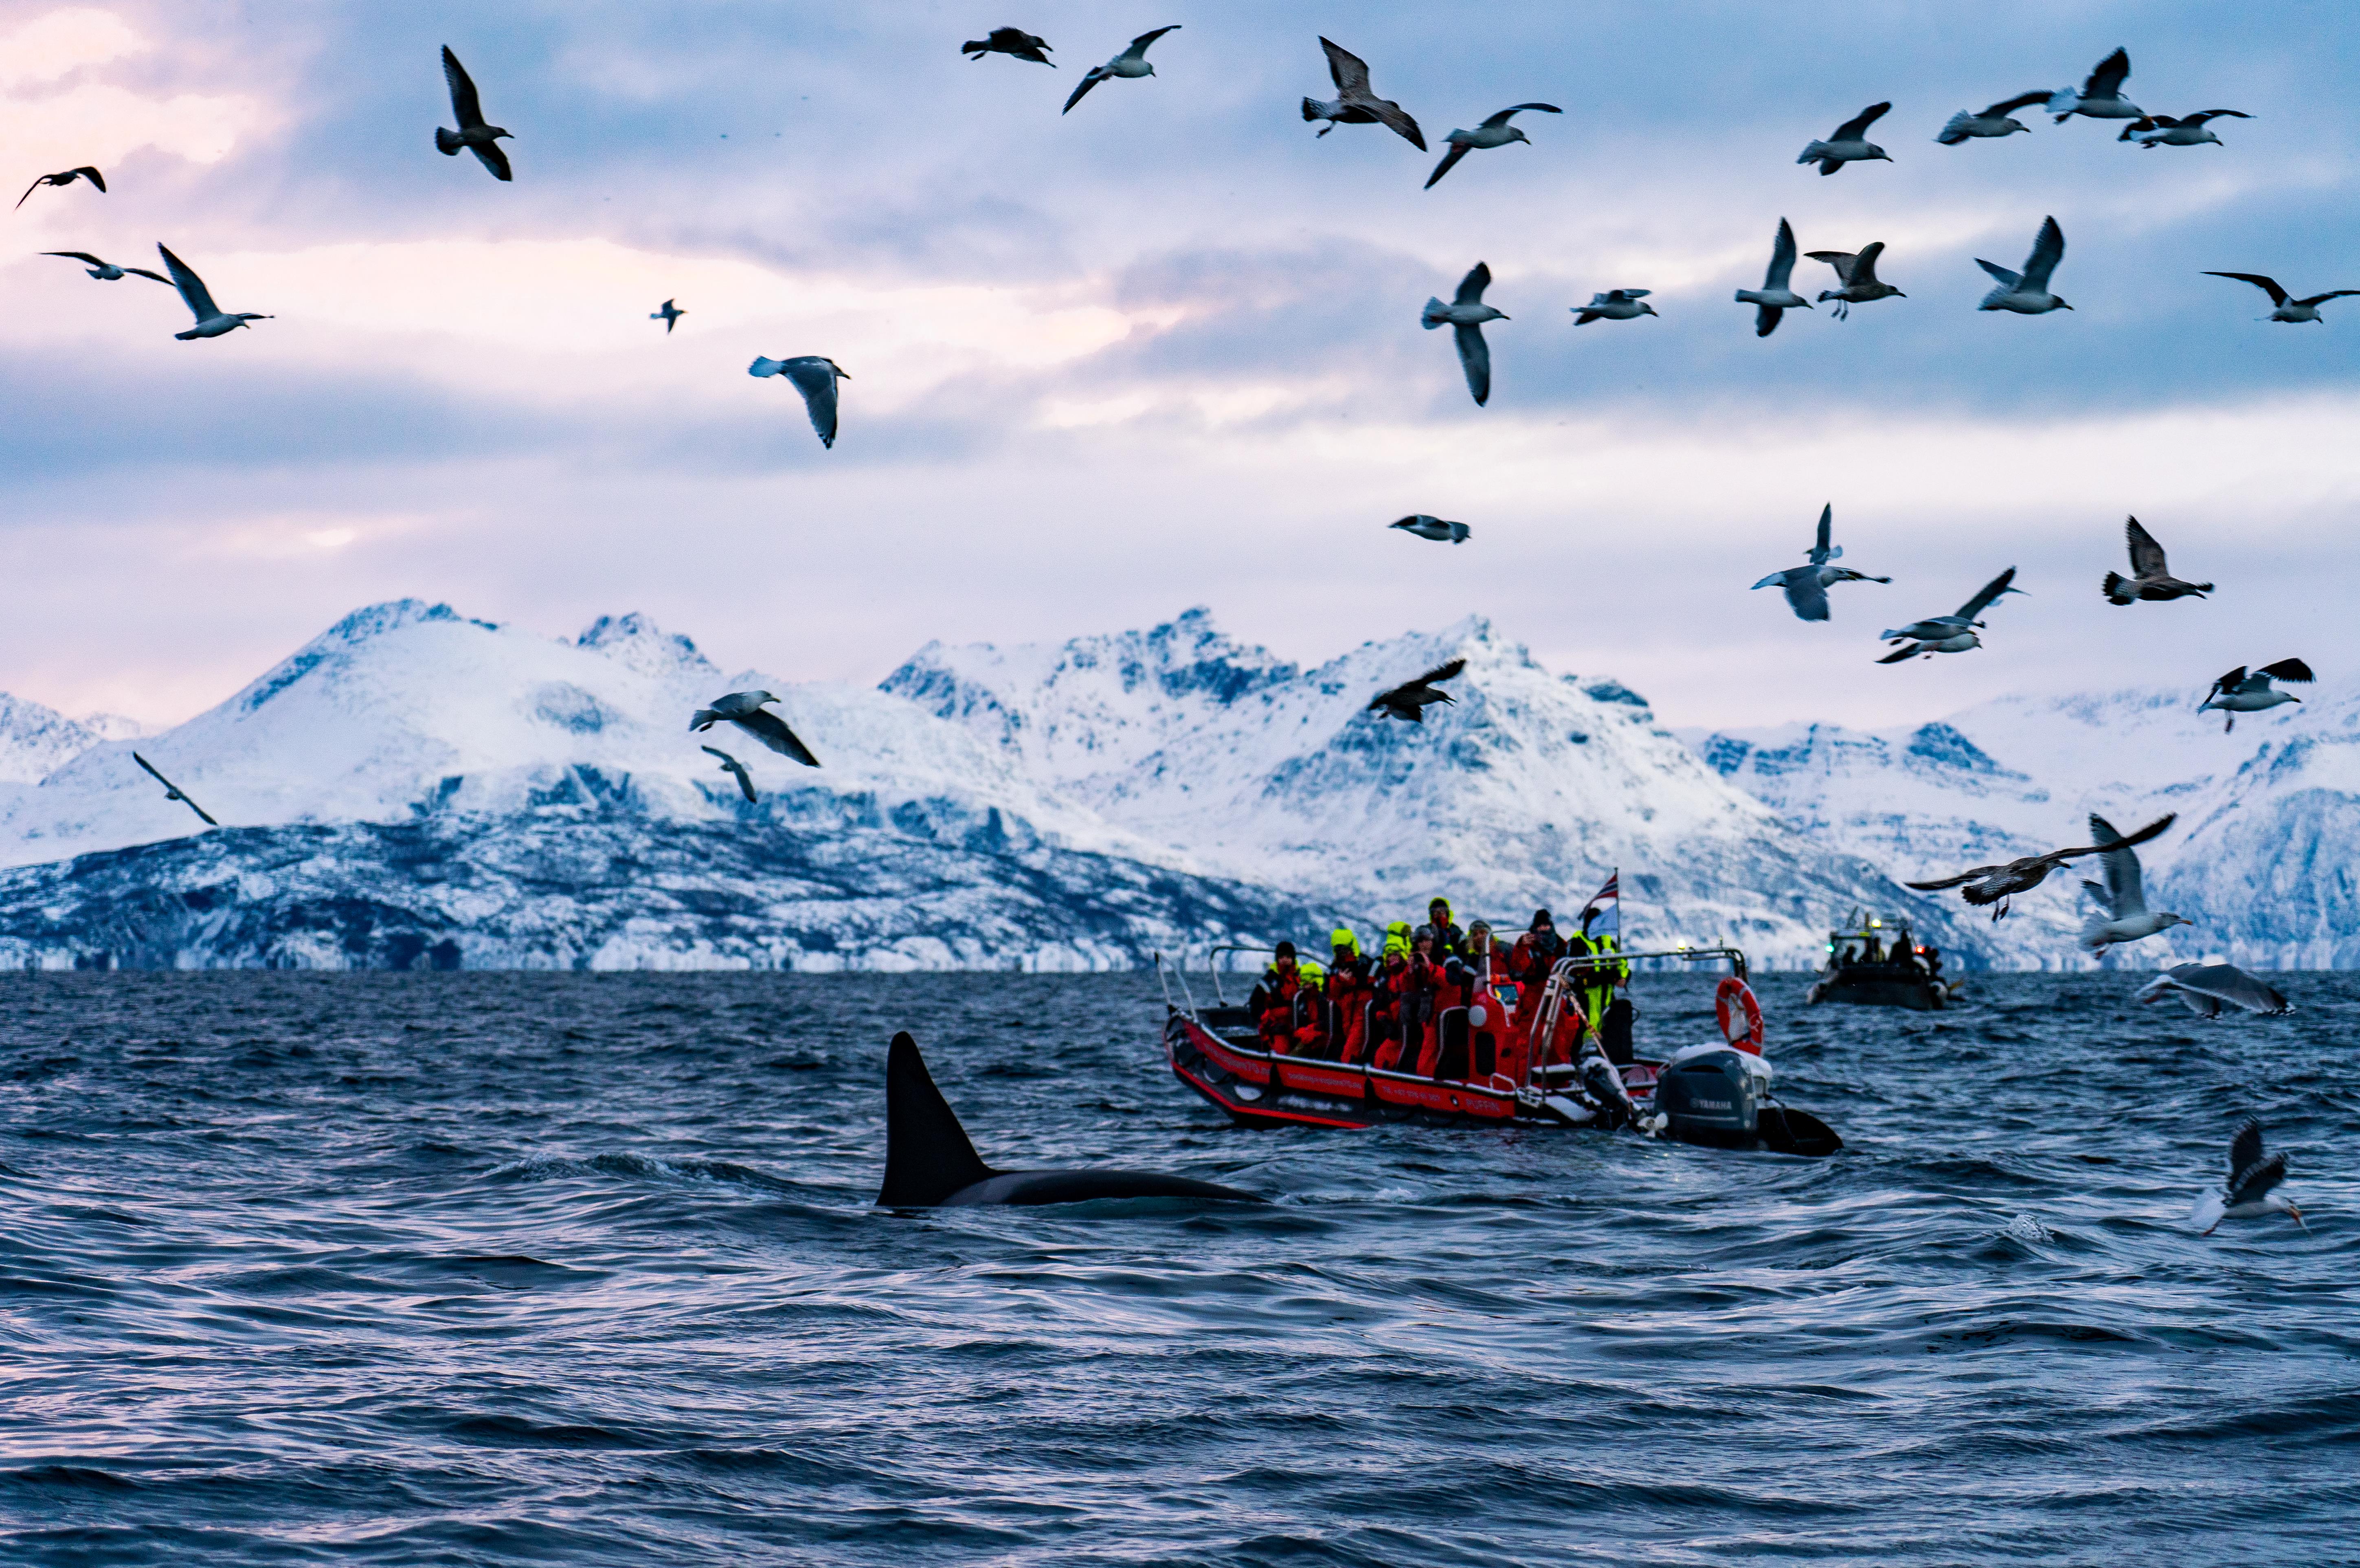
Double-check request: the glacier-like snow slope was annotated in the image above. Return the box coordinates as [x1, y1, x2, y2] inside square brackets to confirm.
[882, 610, 1984, 966]
[1689, 685, 2360, 968]
[0, 694, 113, 786]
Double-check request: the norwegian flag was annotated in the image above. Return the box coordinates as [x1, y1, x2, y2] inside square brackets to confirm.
[1583, 870, 1620, 939]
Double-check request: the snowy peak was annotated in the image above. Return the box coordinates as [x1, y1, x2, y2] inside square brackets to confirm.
[0, 694, 105, 786]
[576, 613, 721, 685]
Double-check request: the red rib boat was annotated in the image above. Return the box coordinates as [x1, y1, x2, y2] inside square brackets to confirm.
[1156, 944, 1839, 1156]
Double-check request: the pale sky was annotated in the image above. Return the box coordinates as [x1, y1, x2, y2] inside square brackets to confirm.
[4, 0, 2355, 733]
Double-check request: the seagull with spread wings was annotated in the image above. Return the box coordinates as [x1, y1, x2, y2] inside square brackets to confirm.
[1302, 37, 1424, 148]
[2078, 812, 2190, 951]
[1976, 216, 2072, 314]
[1905, 811, 2173, 921]
[2192, 1118, 2302, 1235]
[701, 745, 759, 802]
[1424, 103, 1560, 189]
[2203, 272, 2360, 325]
[1877, 567, 2022, 661]
[1808, 242, 1904, 320]
[1368, 660, 1465, 723]
[1571, 289, 1656, 325]
[436, 46, 514, 180]
[16, 165, 104, 208]
[749, 356, 850, 448]
[1390, 515, 1470, 544]
[133, 753, 219, 826]
[1937, 91, 2050, 145]
[962, 28, 1053, 66]
[2048, 48, 2141, 123]
[1421, 262, 1506, 406]
[2103, 518, 2211, 604]
[1063, 26, 1178, 114]
[156, 244, 272, 340]
[2198, 659, 2312, 733]
[1751, 505, 1889, 622]
[2121, 109, 2248, 148]
[41, 251, 170, 283]
[2140, 964, 2292, 1019]
[650, 299, 685, 333]
[1734, 218, 1813, 337]
[1798, 101, 1892, 174]
[691, 692, 820, 768]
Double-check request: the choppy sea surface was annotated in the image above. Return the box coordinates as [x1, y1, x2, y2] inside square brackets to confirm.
[3, 970, 2356, 1566]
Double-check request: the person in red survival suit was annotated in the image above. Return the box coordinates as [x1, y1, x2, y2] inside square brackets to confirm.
[1508, 907, 1567, 1042]
[1363, 923, 1411, 1066]
[1321, 929, 1372, 1063]
[1416, 951, 1487, 1078]
[1376, 927, 1438, 1071]
[1249, 941, 1302, 1052]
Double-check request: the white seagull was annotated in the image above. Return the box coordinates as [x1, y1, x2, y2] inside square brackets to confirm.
[2198, 659, 2312, 733]
[700, 744, 759, 802]
[2203, 272, 2360, 325]
[1734, 218, 1813, 337]
[1751, 505, 1889, 622]
[2048, 48, 2141, 123]
[1937, 91, 2050, 145]
[1422, 261, 1506, 406]
[436, 46, 514, 180]
[750, 356, 850, 448]
[1424, 104, 1561, 189]
[1808, 242, 1903, 319]
[2139, 963, 2292, 1019]
[1302, 38, 1424, 149]
[691, 692, 820, 768]
[1390, 514, 1469, 544]
[650, 299, 685, 332]
[156, 245, 272, 340]
[1063, 26, 1178, 114]
[1798, 101, 1892, 175]
[1878, 567, 2022, 660]
[2191, 1118, 2302, 1235]
[2121, 109, 2248, 148]
[1977, 216, 2071, 314]
[2077, 812, 2189, 953]
[41, 251, 170, 283]
[1572, 289, 1655, 324]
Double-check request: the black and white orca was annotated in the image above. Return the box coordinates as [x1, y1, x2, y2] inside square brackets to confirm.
[877, 1032, 1263, 1208]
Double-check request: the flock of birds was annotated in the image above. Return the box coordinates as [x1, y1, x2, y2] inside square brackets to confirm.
[22, 27, 2322, 1234]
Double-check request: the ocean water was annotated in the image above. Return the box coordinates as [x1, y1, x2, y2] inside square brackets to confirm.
[3, 969, 2356, 1566]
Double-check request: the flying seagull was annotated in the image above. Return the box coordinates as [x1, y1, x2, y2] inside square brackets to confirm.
[156, 244, 272, 340]
[1751, 505, 1889, 621]
[1906, 811, 2173, 921]
[1390, 514, 1469, 544]
[749, 356, 850, 448]
[1063, 26, 1178, 114]
[1369, 659, 1465, 723]
[2078, 812, 2190, 952]
[1798, 101, 1892, 175]
[962, 27, 1053, 65]
[1937, 91, 2050, 145]
[701, 744, 758, 802]
[437, 46, 514, 180]
[133, 753, 219, 826]
[2199, 659, 2312, 733]
[2121, 109, 2248, 148]
[650, 299, 685, 332]
[16, 165, 104, 209]
[2191, 1118, 2301, 1235]
[1424, 103, 1561, 189]
[1976, 215, 2071, 314]
[1808, 242, 1903, 320]
[691, 692, 821, 767]
[1302, 38, 1424, 148]
[1878, 566, 2022, 661]
[2202, 272, 2360, 325]
[41, 251, 169, 283]
[1422, 261, 1506, 406]
[2049, 48, 2140, 123]
[2140, 964, 2292, 1019]
[1572, 289, 1655, 325]
[1735, 218, 1813, 337]
[2104, 518, 2211, 604]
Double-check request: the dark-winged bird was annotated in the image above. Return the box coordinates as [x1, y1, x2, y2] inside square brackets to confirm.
[1735, 218, 1812, 336]
[1798, 102, 1891, 174]
[16, 165, 103, 208]
[437, 46, 514, 180]
[651, 299, 685, 332]
[749, 355, 850, 448]
[1421, 261, 1506, 406]
[1976, 215, 2070, 314]
[156, 244, 272, 340]
[2191, 1118, 2301, 1234]
[1878, 566, 2022, 660]
[2199, 659, 2311, 733]
[2203, 272, 2360, 325]
[42, 251, 169, 283]
[2121, 109, 2248, 148]
[1905, 811, 2173, 920]
[133, 753, 219, 826]
[963, 28, 1053, 65]
[1369, 659, 1465, 723]
[1424, 104, 1559, 189]
[691, 692, 820, 767]
[2103, 517, 2211, 604]
[1808, 242, 1903, 320]
[1751, 504, 1888, 621]
[2139, 964, 2292, 1019]
[701, 745, 758, 802]
[1937, 91, 2050, 144]
[1302, 38, 1423, 148]
[1390, 514, 1469, 544]
[1063, 26, 1178, 114]
[2048, 48, 2140, 123]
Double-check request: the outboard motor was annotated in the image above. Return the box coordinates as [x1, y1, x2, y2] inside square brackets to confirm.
[1655, 1048, 1760, 1148]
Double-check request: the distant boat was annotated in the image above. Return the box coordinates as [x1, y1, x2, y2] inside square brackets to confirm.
[1805, 911, 1959, 1010]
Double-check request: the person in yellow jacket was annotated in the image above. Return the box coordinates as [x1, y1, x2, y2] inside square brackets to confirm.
[1574, 905, 1631, 1059]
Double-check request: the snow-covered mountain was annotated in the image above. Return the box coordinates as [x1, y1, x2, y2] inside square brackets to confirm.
[1689, 684, 2360, 968]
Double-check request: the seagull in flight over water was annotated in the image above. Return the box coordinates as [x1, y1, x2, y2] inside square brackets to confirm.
[2104, 518, 2211, 604]
[962, 28, 1053, 66]
[156, 245, 272, 340]
[2140, 963, 2292, 1019]
[1302, 38, 1424, 148]
[1878, 567, 2022, 660]
[1976, 216, 2071, 314]
[133, 753, 219, 826]
[1906, 811, 2173, 921]
[701, 745, 759, 802]
[1808, 242, 1903, 319]
[2198, 659, 2312, 733]
[1937, 91, 2050, 144]
[17, 165, 104, 208]
[1735, 218, 1812, 337]
[750, 356, 850, 448]
[2203, 272, 2360, 325]
[1798, 102, 1892, 174]
[1063, 26, 1178, 114]
[2077, 812, 2190, 952]
[2121, 109, 2248, 148]
[1751, 505, 1888, 621]
[437, 46, 514, 180]
[1369, 660, 1465, 723]
[1422, 261, 1506, 406]
[2191, 1118, 2301, 1235]
[2048, 48, 2142, 123]
[691, 692, 821, 767]
[42, 251, 170, 283]
[1425, 103, 1560, 189]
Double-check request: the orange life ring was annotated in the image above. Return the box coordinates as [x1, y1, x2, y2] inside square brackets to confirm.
[1715, 976, 1764, 1055]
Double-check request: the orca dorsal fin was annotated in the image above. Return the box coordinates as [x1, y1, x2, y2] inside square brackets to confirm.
[878, 1031, 995, 1206]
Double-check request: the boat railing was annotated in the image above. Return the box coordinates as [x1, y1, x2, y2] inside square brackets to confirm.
[1153, 950, 1204, 1021]
[1206, 944, 1276, 1006]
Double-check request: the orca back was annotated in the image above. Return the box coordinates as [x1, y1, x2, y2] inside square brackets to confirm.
[878, 1031, 995, 1206]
